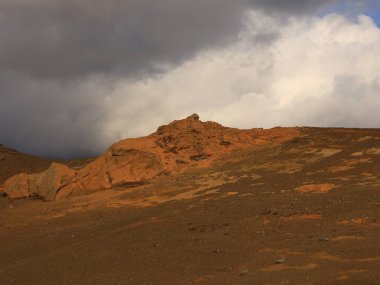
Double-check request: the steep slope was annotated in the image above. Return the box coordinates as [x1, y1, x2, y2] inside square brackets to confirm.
[3, 114, 301, 200]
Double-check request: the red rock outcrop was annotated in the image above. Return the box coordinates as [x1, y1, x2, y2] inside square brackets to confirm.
[4, 114, 301, 200]
[4, 163, 76, 201]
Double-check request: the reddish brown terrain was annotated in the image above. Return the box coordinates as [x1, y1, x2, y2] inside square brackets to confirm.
[1, 115, 380, 284]
[0, 144, 52, 187]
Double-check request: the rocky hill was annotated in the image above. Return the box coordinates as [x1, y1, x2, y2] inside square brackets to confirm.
[2, 114, 300, 200]
[1, 118, 380, 284]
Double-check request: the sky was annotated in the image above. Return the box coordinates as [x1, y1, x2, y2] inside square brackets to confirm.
[0, 0, 380, 158]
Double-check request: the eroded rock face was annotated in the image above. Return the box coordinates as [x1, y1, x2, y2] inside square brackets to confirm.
[57, 148, 164, 198]
[4, 115, 301, 200]
[4, 174, 29, 199]
[4, 163, 76, 201]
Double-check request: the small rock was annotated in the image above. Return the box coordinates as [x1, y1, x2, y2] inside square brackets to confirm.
[255, 231, 265, 236]
[239, 269, 249, 276]
[261, 209, 271, 215]
[220, 141, 231, 146]
[186, 113, 200, 120]
[0, 154, 5, 161]
[318, 238, 330, 242]
[274, 258, 286, 264]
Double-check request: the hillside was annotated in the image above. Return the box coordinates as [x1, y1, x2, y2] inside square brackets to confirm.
[1, 114, 299, 200]
[0, 144, 52, 185]
[0, 144, 94, 196]
[0, 117, 380, 284]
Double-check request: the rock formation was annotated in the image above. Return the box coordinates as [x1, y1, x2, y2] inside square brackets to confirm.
[186, 113, 200, 120]
[4, 163, 75, 201]
[3, 115, 301, 200]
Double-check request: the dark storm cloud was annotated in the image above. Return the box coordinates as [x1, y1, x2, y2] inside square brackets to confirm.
[0, 0, 252, 79]
[0, 72, 112, 158]
[0, 0, 345, 158]
[0, 0, 339, 79]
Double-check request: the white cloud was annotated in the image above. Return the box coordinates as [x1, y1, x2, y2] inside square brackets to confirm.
[103, 11, 380, 142]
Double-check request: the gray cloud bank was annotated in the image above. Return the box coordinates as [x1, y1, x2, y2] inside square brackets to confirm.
[0, 0, 375, 158]
[0, 0, 337, 79]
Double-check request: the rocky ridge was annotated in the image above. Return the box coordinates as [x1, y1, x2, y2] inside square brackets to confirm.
[2, 114, 300, 200]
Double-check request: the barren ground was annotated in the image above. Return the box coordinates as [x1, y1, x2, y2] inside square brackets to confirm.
[1, 127, 380, 284]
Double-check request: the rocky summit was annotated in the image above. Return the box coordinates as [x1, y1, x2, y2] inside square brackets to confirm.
[2, 115, 300, 200]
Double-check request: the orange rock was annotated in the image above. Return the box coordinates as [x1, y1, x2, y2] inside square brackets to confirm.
[351, 217, 369, 224]
[4, 115, 301, 200]
[281, 214, 322, 221]
[4, 173, 30, 199]
[4, 163, 76, 201]
[58, 148, 164, 197]
[296, 183, 336, 193]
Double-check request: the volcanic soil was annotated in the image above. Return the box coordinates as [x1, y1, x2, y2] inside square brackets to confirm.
[1, 125, 380, 284]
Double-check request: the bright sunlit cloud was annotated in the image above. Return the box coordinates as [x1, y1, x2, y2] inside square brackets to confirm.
[104, 13, 380, 140]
